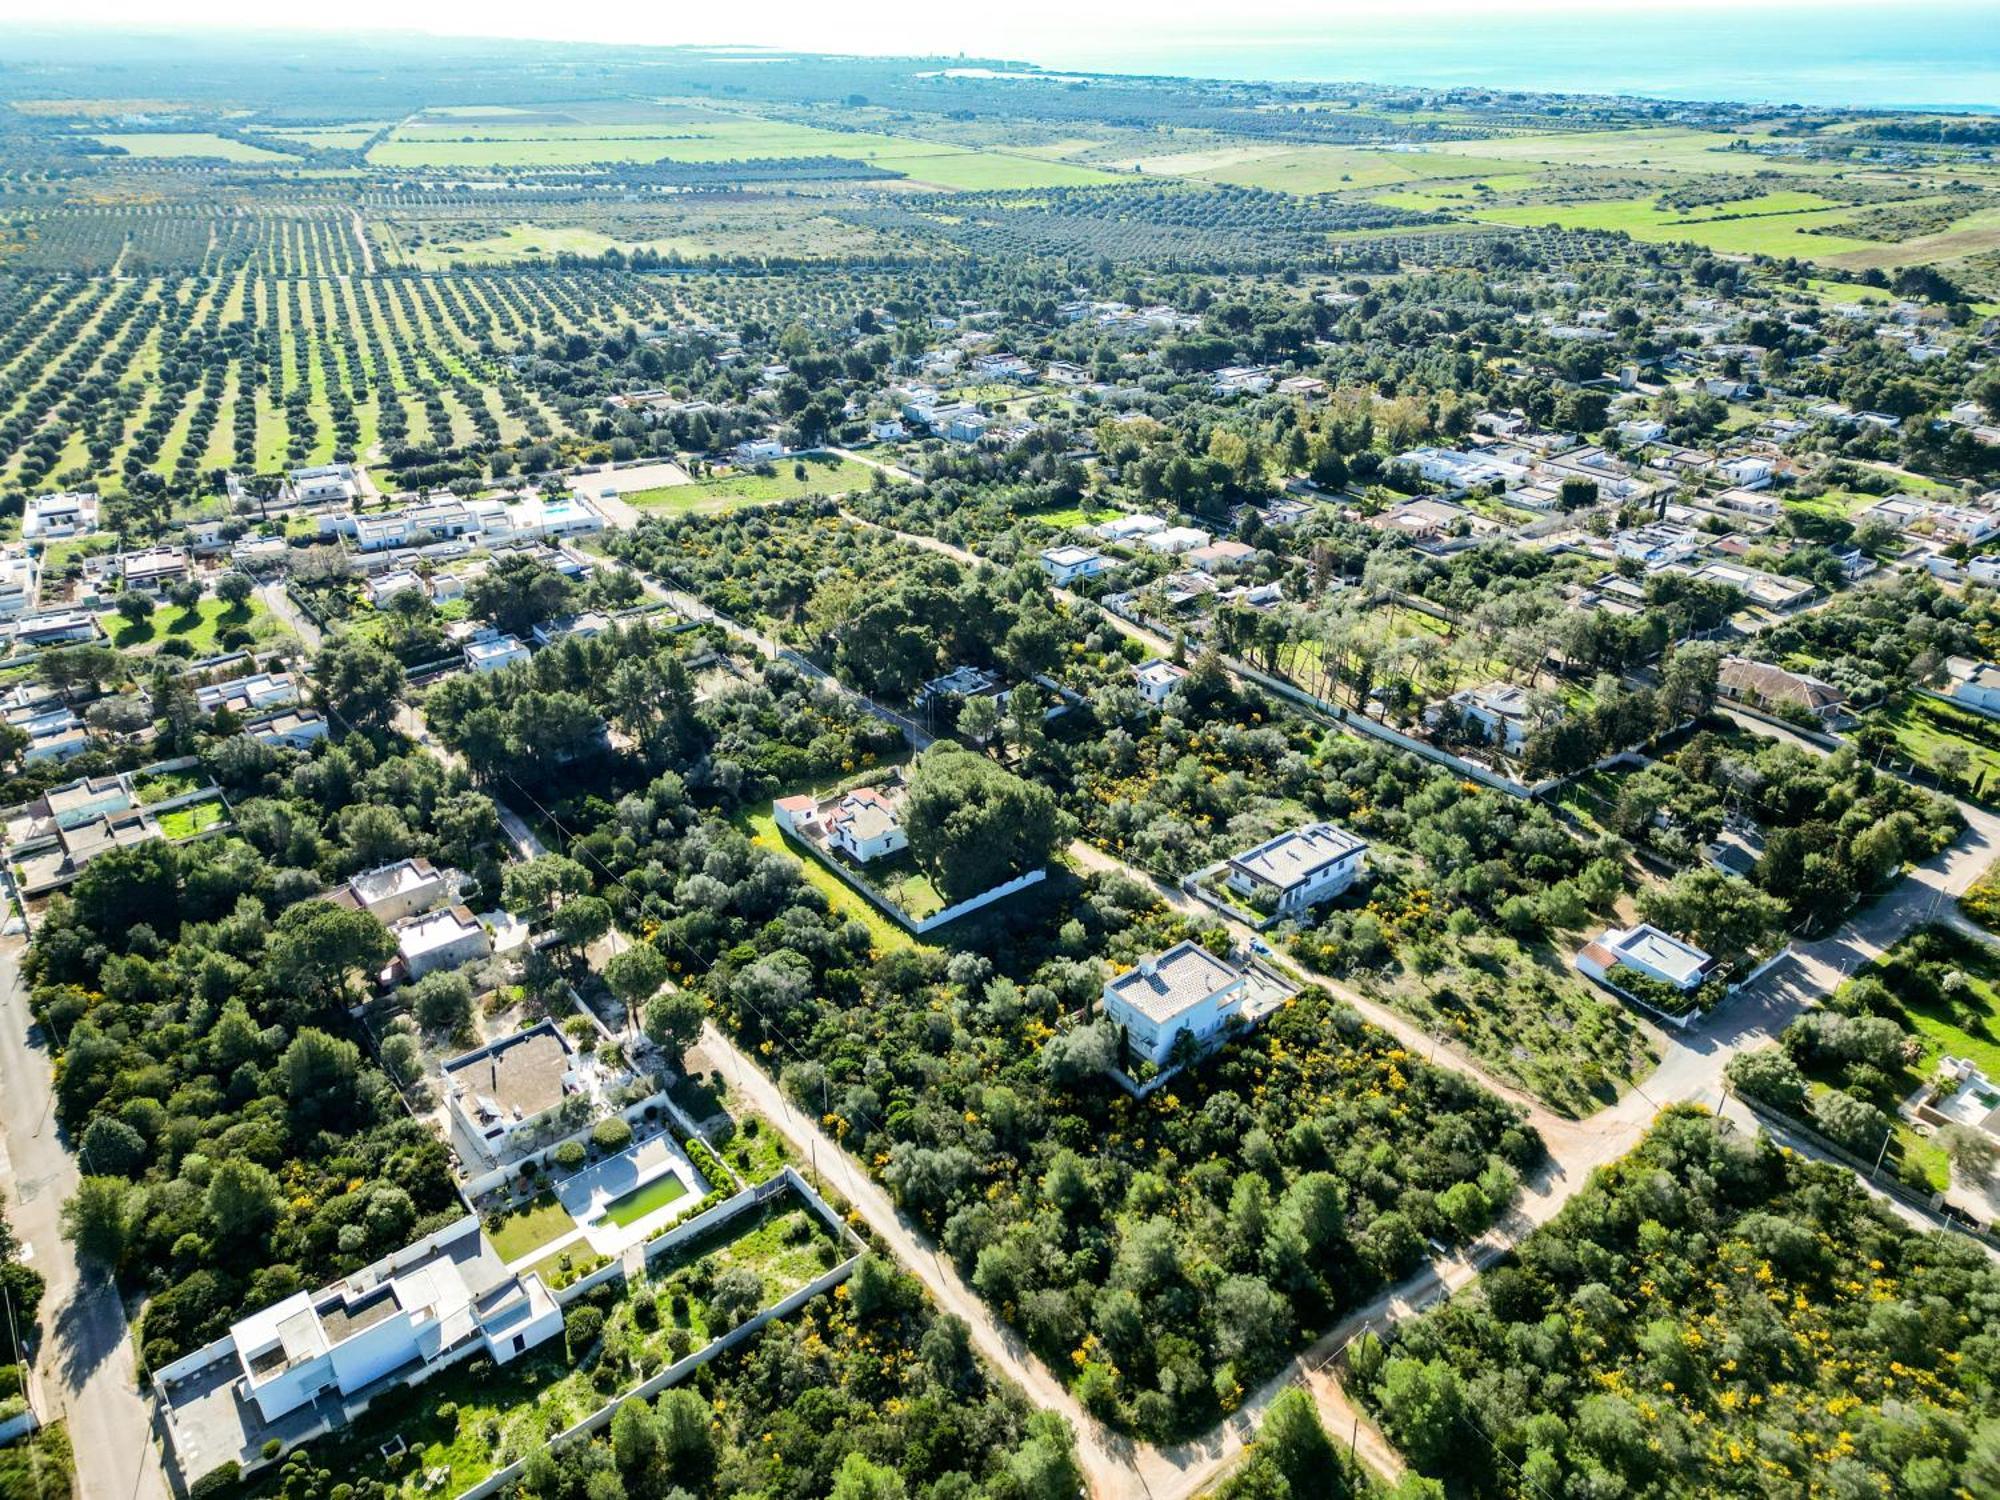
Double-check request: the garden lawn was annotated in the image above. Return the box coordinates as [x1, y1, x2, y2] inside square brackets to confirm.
[484, 1192, 577, 1263]
[156, 800, 225, 839]
[736, 804, 922, 954]
[628, 455, 879, 513]
[110, 596, 269, 654]
[1872, 693, 2000, 795]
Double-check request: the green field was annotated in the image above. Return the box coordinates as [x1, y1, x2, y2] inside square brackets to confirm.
[600, 1171, 690, 1228]
[629, 455, 880, 512]
[93, 131, 293, 162]
[370, 112, 956, 169]
[1470, 195, 1891, 257]
[157, 799, 225, 839]
[110, 596, 271, 654]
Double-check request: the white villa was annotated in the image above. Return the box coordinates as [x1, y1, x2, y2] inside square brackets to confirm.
[1945, 657, 2000, 719]
[1103, 941, 1248, 1070]
[464, 633, 531, 674]
[221, 1217, 560, 1427]
[1038, 544, 1109, 584]
[392, 906, 491, 980]
[1223, 823, 1368, 915]
[22, 490, 99, 540]
[330, 857, 451, 924]
[1440, 680, 1540, 752]
[1133, 659, 1188, 707]
[774, 775, 910, 864]
[1576, 923, 1717, 996]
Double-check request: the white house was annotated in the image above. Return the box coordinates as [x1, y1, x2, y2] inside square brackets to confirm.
[393, 906, 491, 979]
[1095, 513, 1167, 543]
[370, 569, 427, 606]
[1103, 942, 1249, 1069]
[871, 418, 907, 442]
[1038, 545, 1110, 585]
[197, 671, 299, 717]
[330, 857, 451, 924]
[1576, 924, 1717, 995]
[1133, 659, 1188, 706]
[22, 491, 99, 541]
[223, 1217, 561, 1426]
[465, 633, 530, 674]
[1143, 526, 1211, 556]
[1186, 540, 1256, 575]
[1945, 657, 2000, 718]
[735, 438, 786, 463]
[441, 1021, 583, 1162]
[285, 463, 360, 509]
[244, 709, 328, 750]
[1441, 681, 1539, 752]
[12, 610, 99, 648]
[825, 785, 907, 862]
[774, 781, 910, 864]
[1223, 824, 1368, 915]
[1719, 456, 1776, 490]
[0, 551, 38, 621]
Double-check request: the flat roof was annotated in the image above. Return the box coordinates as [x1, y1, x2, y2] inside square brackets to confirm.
[398, 905, 482, 957]
[1229, 823, 1367, 892]
[1607, 924, 1713, 984]
[1105, 940, 1243, 1025]
[443, 1023, 571, 1121]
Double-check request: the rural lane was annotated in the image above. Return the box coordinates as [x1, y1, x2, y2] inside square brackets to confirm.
[0, 943, 170, 1500]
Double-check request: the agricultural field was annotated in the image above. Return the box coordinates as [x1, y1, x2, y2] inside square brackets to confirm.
[92, 131, 295, 162]
[627, 455, 880, 513]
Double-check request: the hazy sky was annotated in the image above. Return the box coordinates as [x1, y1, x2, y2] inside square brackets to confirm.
[0, 0, 1906, 59]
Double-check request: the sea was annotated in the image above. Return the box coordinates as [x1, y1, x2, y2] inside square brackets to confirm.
[1021, 3, 2000, 112]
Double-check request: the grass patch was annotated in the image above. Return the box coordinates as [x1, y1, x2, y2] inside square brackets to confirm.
[156, 799, 224, 839]
[483, 1192, 577, 1263]
[736, 805, 922, 954]
[1871, 693, 2000, 794]
[601, 1171, 691, 1228]
[133, 768, 203, 804]
[628, 456, 880, 513]
[110, 597, 269, 654]
[94, 131, 293, 162]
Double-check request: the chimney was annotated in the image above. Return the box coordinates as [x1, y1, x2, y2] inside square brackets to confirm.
[1139, 957, 1157, 979]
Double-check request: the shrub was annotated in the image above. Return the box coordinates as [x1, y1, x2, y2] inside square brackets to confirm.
[261, 1438, 282, 1460]
[436, 1402, 458, 1428]
[633, 1295, 660, 1331]
[553, 1140, 587, 1172]
[190, 1463, 241, 1498]
[592, 1117, 634, 1154]
[565, 1304, 605, 1354]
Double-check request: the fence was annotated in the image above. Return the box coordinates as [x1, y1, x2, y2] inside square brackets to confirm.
[458, 1088, 674, 1203]
[453, 1168, 862, 1500]
[1734, 1091, 2000, 1249]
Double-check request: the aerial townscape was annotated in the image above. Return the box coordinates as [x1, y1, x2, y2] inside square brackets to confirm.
[4, 13, 2000, 1500]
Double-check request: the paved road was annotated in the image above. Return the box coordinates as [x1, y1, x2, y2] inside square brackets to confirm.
[258, 579, 322, 654]
[0, 944, 169, 1500]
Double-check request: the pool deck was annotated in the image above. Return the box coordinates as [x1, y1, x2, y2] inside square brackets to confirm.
[549, 1133, 709, 1257]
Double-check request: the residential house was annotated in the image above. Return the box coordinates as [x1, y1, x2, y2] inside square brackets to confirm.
[1613, 522, 1704, 569]
[1719, 456, 1776, 490]
[22, 490, 99, 541]
[1095, 513, 1168, 543]
[1440, 680, 1540, 752]
[1142, 526, 1212, 556]
[0, 551, 38, 621]
[1944, 657, 2000, 718]
[1186, 540, 1256, 575]
[773, 774, 911, 864]
[370, 569, 427, 607]
[1686, 561, 1815, 612]
[464, 633, 530, 674]
[329, 857, 451, 924]
[1717, 657, 1846, 724]
[285, 463, 360, 509]
[1222, 824, 1368, 915]
[197, 671, 299, 717]
[1103, 942, 1249, 1069]
[441, 1021, 584, 1162]
[1576, 923, 1717, 995]
[393, 906, 491, 980]
[1133, 659, 1188, 707]
[244, 708, 329, 750]
[1038, 545, 1110, 585]
[119, 546, 190, 594]
[219, 1217, 561, 1429]
[11, 611, 100, 648]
